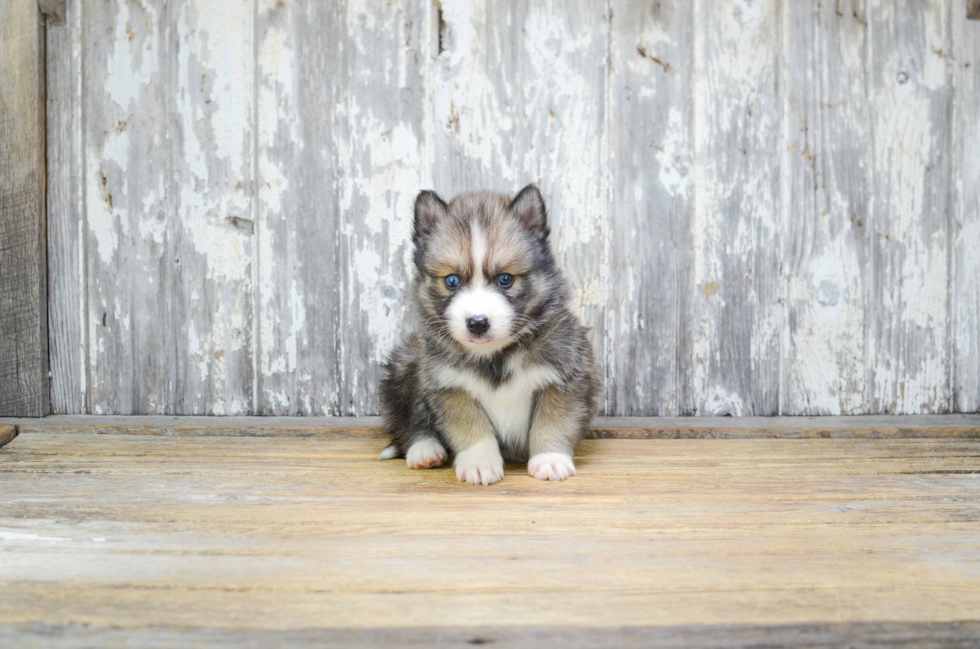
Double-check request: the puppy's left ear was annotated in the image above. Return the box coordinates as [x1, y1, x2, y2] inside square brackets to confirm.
[509, 184, 549, 239]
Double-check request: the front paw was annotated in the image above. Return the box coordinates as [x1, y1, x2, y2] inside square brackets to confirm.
[454, 440, 504, 486]
[528, 452, 576, 481]
[406, 438, 447, 469]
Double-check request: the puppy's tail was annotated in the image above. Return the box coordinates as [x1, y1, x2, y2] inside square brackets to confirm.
[377, 444, 399, 461]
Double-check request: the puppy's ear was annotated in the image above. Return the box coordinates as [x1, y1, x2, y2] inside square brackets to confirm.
[414, 190, 448, 243]
[508, 184, 549, 239]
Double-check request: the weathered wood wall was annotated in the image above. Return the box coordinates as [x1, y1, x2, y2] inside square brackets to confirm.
[1, 0, 48, 416]
[45, 0, 980, 417]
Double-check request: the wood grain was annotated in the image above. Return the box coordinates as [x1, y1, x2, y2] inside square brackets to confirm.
[782, 0, 870, 415]
[953, 4, 980, 411]
[255, 0, 427, 416]
[0, 0, 48, 417]
[1, 414, 978, 439]
[1, 432, 979, 643]
[3, 621, 980, 649]
[691, 0, 782, 416]
[606, 0, 694, 416]
[43, 1, 980, 416]
[868, 0, 952, 414]
[46, 0, 84, 413]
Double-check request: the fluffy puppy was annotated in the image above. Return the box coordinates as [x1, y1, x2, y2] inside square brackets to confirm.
[378, 185, 597, 485]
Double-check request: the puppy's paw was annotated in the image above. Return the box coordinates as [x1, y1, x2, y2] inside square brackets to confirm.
[454, 440, 504, 486]
[528, 452, 576, 481]
[406, 438, 447, 469]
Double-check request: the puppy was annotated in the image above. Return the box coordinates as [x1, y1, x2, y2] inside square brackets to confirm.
[378, 185, 597, 485]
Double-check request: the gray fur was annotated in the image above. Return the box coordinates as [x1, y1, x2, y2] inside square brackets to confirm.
[379, 185, 597, 475]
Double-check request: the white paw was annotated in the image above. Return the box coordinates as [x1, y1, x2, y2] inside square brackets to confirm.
[406, 438, 447, 469]
[454, 440, 505, 486]
[528, 453, 576, 481]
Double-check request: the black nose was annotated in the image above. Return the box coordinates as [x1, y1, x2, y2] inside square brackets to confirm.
[466, 315, 490, 335]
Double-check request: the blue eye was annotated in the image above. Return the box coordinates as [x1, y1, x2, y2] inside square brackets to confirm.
[496, 273, 514, 288]
[444, 274, 461, 289]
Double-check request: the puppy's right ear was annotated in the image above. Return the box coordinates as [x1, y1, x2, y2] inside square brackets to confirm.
[414, 190, 448, 243]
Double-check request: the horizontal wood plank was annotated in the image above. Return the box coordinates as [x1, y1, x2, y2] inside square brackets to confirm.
[1, 415, 978, 439]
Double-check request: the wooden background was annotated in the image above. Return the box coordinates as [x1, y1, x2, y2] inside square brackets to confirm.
[44, 0, 980, 417]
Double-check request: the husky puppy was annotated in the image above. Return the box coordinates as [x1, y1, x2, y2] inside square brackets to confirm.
[378, 184, 597, 485]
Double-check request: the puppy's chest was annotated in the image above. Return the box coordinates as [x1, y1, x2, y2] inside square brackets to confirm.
[435, 363, 559, 446]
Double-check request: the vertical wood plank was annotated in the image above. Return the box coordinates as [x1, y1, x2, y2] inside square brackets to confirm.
[256, 0, 427, 415]
[952, 7, 980, 412]
[47, 0, 85, 413]
[0, 0, 49, 416]
[867, 0, 952, 414]
[83, 0, 177, 414]
[431, 0, 608, 406]
[606, 1, 694, 415]
[782, 0, 871, 415]
[171, 0, 254, 414]
[255, 0, 334, 415]
[336, 0, 428, 415]
[691, 0, 782, 416]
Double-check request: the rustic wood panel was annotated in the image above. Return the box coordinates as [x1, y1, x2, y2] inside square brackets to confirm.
[431, 0, 608, 396]
[1, 433, 980, 638]
[0, 0, 48, 417]
[46, 0, 85, 413]
[171, 0, 255, 414]
[2, 413, 979, 439]
[690, 0, 782, 415]
[868, 0, 952, 414]
[43, 0, 980, 416]
[782, 1, 870, 415]
[3, 621, 980, 649]
[255, 0, 426, 416]
[952, 5, 980, 412]
[82, 0, 177, 413]
[606, 1, 694, 416]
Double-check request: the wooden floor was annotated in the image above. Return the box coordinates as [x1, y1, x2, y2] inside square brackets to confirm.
[1, 421, 979, 647]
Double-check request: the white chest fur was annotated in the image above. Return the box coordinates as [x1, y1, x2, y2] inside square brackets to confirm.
[433, 361, 560, 455]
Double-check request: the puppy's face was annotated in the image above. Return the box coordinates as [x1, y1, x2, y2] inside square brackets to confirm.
[412, 186, 554, 356]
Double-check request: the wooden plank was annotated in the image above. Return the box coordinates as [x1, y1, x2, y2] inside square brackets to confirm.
[0, 433, 978, 638]
[2, 621, 980, 649]
[430, 0, 608, 406]
[82, 0, 177, 414]
[46, 0, 84, 413]
[952, 5, 980, 411]
[867, 0, 952, 414]
[0, 425, 16, 448]
[782, 1, 870, 415]
[1, 414, 978, 439]
[691, 0, 782, 416]
[0, 0, 48, 417]
[171, 0, 255, 414]
[606, 0, 694, 415]
[256, 0, 427, 415]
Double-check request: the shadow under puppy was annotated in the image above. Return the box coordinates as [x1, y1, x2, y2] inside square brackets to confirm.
[379, 184, 597, 485]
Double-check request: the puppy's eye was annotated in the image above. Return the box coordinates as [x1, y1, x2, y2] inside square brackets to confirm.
[444, 274, 461, 290]
[496, 273, 514, 288]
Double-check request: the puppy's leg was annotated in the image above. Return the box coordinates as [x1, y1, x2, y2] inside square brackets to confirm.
[527, 386, 586, 481]
[437, 390, 504, 486]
